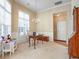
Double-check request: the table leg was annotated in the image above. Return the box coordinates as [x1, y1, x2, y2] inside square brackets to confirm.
[42, 40, 43, 44]
[42, 38, 43, 44]
[29, 37, 30, 47]
[34, 37, 36, 49]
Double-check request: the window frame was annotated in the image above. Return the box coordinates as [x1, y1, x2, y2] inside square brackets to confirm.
[0, 0, 11, 36]
[18, 11, 29, 35]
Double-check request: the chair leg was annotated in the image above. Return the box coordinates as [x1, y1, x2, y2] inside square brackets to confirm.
[10, 52, 11, 56]
[12, 48, 15, 54]
[2, 52, 4, 58]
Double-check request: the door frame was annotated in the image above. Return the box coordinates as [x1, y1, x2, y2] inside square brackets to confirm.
[53, 11, 67, 42]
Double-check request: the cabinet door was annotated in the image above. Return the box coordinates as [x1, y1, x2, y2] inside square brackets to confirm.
[68, 34, 77, 57]
[72, 34, 78, 57]
[77, 33, 79, 57]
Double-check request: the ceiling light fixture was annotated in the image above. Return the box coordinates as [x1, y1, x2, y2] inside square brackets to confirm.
[32, 0, 40, 24]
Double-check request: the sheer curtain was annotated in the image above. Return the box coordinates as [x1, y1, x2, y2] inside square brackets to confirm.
[18, 11, 29, 36]
[0, 0, 11, 36]
[18, 11, 29, 43]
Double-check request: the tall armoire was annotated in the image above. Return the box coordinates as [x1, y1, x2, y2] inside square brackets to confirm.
[68, 7, 79, 59]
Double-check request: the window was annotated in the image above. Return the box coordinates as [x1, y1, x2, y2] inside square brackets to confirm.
[18, 11, 29, 35]
[0, 0, 11, 36]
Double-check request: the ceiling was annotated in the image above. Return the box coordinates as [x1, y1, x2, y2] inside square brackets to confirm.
[15, 0, 71, 12]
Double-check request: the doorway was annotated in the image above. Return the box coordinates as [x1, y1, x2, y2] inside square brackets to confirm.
[53, 11, 67, 44]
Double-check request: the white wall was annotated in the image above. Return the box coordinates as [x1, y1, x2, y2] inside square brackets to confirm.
[36, 3, 72, 41]
[36, 10, 53, 41]
[67, 0, 79, 40]
[9, 0, 36, 44]
[72, 0, 79, 7]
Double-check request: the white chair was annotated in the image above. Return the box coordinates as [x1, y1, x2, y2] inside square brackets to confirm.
[1, 41, 15, 58]
[11, 38, 17, 51]
[11, 32, 17, 50]
[0, 39, 2, 56]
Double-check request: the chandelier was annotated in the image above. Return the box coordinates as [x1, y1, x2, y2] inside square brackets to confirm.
[32, 0, 40, 24]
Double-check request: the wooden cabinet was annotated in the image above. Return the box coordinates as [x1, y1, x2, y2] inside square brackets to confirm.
[76, 8, 79, 32]
[73, 7, 79, 32]
[68, 7, 79, 59]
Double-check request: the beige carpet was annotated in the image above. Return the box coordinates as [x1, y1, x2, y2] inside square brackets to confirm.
[0, 42, 69, 59]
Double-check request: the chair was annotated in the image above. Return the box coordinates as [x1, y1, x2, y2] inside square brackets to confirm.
[11, 32, 17, 50]
[0, 39, 2, 56]
[1, 41, 15, 57]
[11, 38, 17, 50]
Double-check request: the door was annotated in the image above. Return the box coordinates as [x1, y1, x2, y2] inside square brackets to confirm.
[57, 21, 67, 41]
[53, 12, 67, 42]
